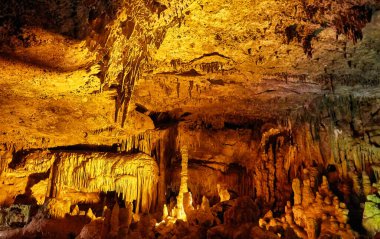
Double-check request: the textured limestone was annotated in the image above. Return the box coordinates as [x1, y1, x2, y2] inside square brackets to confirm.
[175, 146, 190, 221]
[0, 151, 158, 218]
[0, 0, 379, 238]
[260, 174, 356, 239]
[0, 1, 378, 149]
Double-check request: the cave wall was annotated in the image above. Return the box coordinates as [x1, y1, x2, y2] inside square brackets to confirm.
[3, 94, 378, 216]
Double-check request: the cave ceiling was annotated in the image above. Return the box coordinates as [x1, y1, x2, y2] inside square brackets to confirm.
[0, 0, 380, 148]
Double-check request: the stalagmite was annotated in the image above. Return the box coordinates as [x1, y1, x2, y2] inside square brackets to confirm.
[175, 145, 189, 221]
[110, 202, 120, 237]
[125, 202, 133, 231]
[217, 184, 230, 202]
[292, 178, 302, 205]
[320, 176, 331, 196]
[46, 198, 71, 218]
[301, 179, 315, 207]
[1, 0, 379, 238]
[86, 208, 96, 220]
[31, 179, 48, 205]
[101, 207, 112, 239]
[184, 192, 195, 215]
[119, 202, 133, 236]
[201, 196, 210, 211]
[71, 205, 80, 216]
[163, 204, 169, 219]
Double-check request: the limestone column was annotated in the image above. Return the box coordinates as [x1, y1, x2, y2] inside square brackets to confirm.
[157, 133, 166, 214]
[176, 145, 189, 221]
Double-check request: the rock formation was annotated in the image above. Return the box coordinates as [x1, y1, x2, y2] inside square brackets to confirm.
[260, 173, 356, 239]
[174, 146, 190, 221]
[363, 194, 380, 237]
[0, 151, 158, 220]
[0, 0, 379, 238]
[217, 184, 230, 202]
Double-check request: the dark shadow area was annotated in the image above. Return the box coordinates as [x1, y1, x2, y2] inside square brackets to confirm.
[177, 69, 203, 76]
[0, 0, 122, 41]
[27, 172, 50, 193]
[9, 144, 119, 170]
[149, 111, 181, 129]
[224, 119, 265, 141]
[49, 144, 119, 152]
[135, 103, 149, 114]
[0, 53, 84, 73]
[9, 148, 41, 169]
[13, 171, 50, 206]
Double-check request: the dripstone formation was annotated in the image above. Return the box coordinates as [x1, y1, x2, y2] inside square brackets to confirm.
[0, 0, 380, 238]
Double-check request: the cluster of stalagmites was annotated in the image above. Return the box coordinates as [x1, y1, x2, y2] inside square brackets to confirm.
[74, 201, 137, 239]
[1, 131, 380, 239]
[73, 146, 240, 239]
[154, 193, 263, 239]
[259, 171, 354, 238]
[258, 166, 380, 238]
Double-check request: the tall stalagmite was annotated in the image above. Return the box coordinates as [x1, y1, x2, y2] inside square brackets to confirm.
[174, 145, 189, 221]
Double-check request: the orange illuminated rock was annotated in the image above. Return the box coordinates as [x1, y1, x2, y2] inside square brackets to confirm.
[0, 0, 379, 238]
[174, 146, 190, 221]
[260, 173, 356, 239]
[0, 151, 158, 218]
[217, 184, 230, 202]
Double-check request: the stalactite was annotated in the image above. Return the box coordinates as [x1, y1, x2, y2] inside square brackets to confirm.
[48, 152, 158, 214]
[6, 151, 159, 216]
[119, 131, 155, 154]
[88, 0, 194, 127]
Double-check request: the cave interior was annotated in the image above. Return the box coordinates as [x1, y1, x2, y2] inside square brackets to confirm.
[0, 0, 380, 238]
